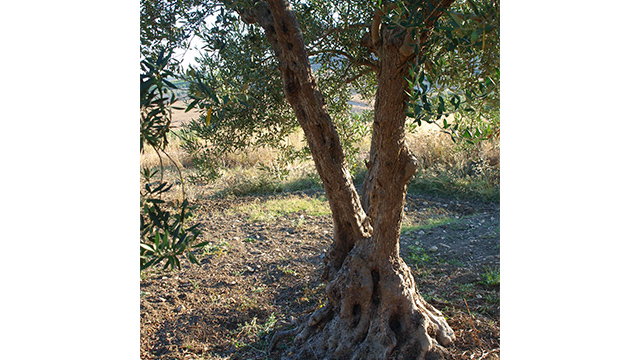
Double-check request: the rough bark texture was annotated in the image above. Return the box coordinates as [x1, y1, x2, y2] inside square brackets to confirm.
[241, 0, 371, 282]
[235, 1, 456, 358]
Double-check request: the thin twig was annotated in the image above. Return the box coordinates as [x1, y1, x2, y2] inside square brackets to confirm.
[463, 298, 481, 346]
[153, 146, 165, 185]
[160, 147, 187, 202]
[479, 348, 499, 359]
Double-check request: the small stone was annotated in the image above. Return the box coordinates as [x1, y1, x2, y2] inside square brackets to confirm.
[175, 305, 183, 312]
[418, 230, 425, 235]
[476, 294, 482, 299]
[429, 246, 438, 252]
[158, 297, 166, 302]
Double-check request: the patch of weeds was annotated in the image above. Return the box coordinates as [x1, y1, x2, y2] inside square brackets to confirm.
[252, 286, 265, 293]
[202, 240, 230, 256]
[209, 290, 222, 304]
[421, 292, 435, 302]
[140, 291, 151, 298]
[457, 283, 476, 297]
[190, 280, 200, 291]
[298, 285, 324, 308]
[235, 313, 279, 349]
[277, 265, 297, 276]
[412, 267, 432, 279]
[235, 316, 259, 337]
[408, 252, 431, 264]
[480, 267, 500, 286]
[443, 258, 465, 267]
[244, 237, 256, 243]
[293, 215, 306, 228]
[238, 296, 259, 311]
[485, 292, 500, 304]
[232, 338, 247, 349]
[406, 245, 431, 265]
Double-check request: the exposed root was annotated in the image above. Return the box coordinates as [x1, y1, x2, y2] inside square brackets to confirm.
[279, 245, 455, 360]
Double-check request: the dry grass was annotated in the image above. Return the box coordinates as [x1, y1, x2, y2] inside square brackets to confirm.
[140, 136, 191, 171]
[142, 105, 499, 202]
[407, 122, 500, 173]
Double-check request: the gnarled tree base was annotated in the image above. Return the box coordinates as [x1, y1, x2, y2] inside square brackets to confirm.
[271, 244, 455, 360]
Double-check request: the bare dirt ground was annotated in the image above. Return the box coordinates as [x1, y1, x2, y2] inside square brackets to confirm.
[140, 189, 500, 360]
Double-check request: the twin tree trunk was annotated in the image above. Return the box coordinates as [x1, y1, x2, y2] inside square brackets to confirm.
[240, 1, 455, 358]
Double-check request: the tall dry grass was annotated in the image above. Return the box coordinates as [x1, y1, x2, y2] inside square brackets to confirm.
[141, 111, 499, 201]
[406, 122, 500, 201]
[407, 124, 499, 174]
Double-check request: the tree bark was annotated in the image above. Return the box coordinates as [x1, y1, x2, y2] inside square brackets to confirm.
[240, 0, 371, 281]
[235, 1, 456, 358]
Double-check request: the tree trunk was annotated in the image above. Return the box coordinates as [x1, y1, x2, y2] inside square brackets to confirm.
[241, 0, 372, 282]
[237, 1, 455, 358]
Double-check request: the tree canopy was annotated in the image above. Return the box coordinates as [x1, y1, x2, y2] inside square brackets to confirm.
[140, 0, 499, 182]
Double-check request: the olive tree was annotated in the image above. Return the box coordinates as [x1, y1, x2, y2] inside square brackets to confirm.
[142, 0, 499, 358]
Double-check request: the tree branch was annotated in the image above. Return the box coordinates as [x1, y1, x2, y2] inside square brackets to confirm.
[371, 7, 383, 46]
[344, 68, 375, 84]
[399, 29, 417, 58]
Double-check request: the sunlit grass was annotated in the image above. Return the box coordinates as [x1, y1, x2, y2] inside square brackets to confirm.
[231, 195, 331, 222]
[401, 216, 459, 234]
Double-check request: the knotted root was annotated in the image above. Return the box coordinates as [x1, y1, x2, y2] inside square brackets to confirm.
[273, 246, 455, 360]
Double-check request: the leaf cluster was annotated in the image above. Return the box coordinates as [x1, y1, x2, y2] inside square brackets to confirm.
[139, 171, 207, 271]
[176, 13, 306, 182]
[140, 49, 178, 152]
[402, 0, 500, 143]
[140, 0, 219, 68]
[140, 49, 205, 272]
